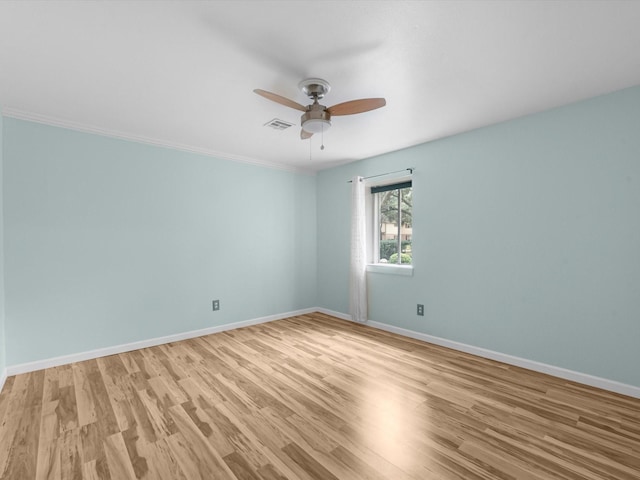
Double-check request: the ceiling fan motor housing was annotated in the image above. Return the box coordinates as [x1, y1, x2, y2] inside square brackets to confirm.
[301, 103, 331, 133]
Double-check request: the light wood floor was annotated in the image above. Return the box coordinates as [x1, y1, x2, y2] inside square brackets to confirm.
[1, 313, 639, 479]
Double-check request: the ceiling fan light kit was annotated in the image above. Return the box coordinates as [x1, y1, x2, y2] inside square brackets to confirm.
[254, 77, 386, 141]
[301, 103, 331, 133]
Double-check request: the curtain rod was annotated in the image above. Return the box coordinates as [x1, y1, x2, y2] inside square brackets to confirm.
[347, 168, 414, 183]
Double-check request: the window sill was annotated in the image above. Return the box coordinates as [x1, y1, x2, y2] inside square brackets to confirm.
[366, 264, 414, 276]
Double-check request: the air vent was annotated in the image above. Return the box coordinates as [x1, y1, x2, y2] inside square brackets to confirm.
[264, 118, 294, 130]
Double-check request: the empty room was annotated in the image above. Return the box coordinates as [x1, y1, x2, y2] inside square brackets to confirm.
[1, 1, 639, 479]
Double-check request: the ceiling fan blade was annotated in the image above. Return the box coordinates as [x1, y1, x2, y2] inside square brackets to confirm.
[300, 129, 313, 140]
[327, 98, 386, 116]
[254, 89, 307, 112]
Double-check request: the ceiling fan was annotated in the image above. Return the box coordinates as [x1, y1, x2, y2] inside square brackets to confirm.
[254, 78, 386, 139]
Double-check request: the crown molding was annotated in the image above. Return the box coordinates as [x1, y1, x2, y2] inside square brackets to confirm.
[2, 107, 316, 175]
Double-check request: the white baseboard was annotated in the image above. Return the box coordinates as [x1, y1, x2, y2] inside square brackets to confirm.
[317, 308, 640, 399]
[316, 308, 353, 322]
[5, 308, 316, 377]
[5, 306, 639, 400]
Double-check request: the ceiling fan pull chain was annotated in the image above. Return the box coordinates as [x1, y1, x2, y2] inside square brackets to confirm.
[321, 123, 325, 151]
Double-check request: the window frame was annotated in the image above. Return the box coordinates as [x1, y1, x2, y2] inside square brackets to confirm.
[365, 174, 414, 276]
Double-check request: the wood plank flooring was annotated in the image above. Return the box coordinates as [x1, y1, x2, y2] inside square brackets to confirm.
[1, 312, 639, 479]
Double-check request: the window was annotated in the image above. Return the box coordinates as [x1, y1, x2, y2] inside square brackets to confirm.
[372, 181, 412, 265]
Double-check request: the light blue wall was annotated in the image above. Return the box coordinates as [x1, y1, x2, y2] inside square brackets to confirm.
[3, 86, 640, 391]
[3, 118, 317, 365]
[317, 86, 640, 388]
[0, 112, 5, 379]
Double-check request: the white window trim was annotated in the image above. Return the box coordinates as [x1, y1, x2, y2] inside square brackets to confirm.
[367, 263, 414, 276]
[365, 173, 414, 276]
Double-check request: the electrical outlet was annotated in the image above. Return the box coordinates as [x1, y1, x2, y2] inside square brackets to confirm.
[417, 304, 424, 316]
[212, 300, 220, 311]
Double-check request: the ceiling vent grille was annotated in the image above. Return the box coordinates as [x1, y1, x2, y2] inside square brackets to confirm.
[264, 118, 294, 130]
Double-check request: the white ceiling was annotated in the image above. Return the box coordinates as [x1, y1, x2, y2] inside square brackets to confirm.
[1, 1, 640, 173]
